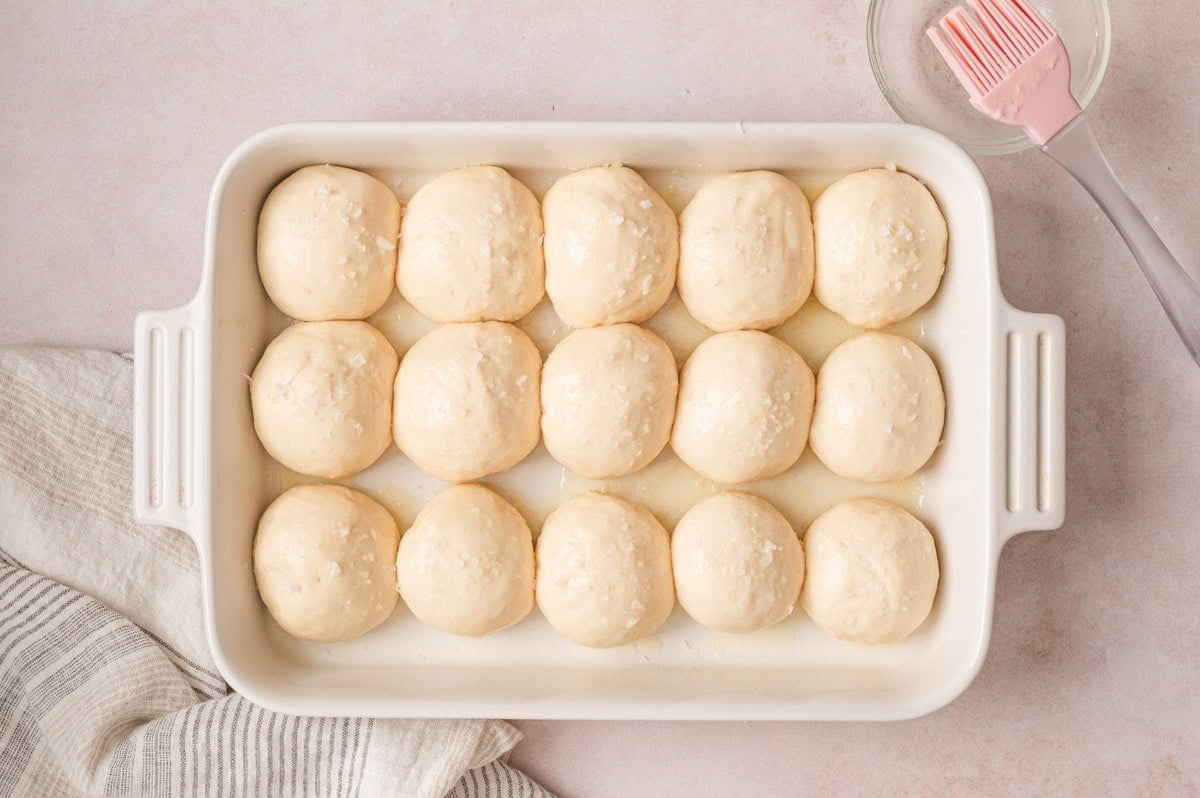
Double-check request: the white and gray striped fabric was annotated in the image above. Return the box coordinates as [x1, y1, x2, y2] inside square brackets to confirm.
[0, 349, 552, 798]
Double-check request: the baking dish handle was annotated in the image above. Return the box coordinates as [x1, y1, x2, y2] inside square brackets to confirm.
[133, 302, 201, 536]
[999, 307, 1066, 540]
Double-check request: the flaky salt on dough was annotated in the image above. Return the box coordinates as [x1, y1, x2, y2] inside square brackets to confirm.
[540, 324, 678, 479]
[809, 332, 944, 483]
[395, 484, 534, 637]
[397, 165, 545, 323]
[813, 168, 947, 329]
[671, 330, 815, 484]
[672, 492, 804, 633]
[801, 497, 939, 645]
[392, 321, 541, 482]
[678, 171, 814, 332]
[254, 484, 400, 643]
[257, 164, 400, 321]
[542, 165, 678, 327]
[250, 321, 397, 479]
[536, 492, 674, 648]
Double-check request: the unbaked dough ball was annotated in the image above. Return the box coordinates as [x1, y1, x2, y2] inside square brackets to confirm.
[672, 492, 804, 633]
[540, 324, 678, 479]
[393, 322, 541, 482]
[536, 492, 674, 648]
[542, 165, 678, 327]
[257, 164, 400, 321]
[396, 484, 534, 636]
[254, 484, 400, 642]
[397, 165, 544, 323]
[801, 498, 939, 644]
[671, 331, 815, 484]
[678, 171, 814, 331]
[809, 333, 944, 483]
[251, 321, 397, 479]
[813, 168, 947, 329]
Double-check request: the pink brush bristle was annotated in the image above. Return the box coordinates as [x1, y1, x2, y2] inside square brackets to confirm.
[968, 0, 1053, 57]
[928, 0, 1055, 95]
[928, 0, 1079, 144]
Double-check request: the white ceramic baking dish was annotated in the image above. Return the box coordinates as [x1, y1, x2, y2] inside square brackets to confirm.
[133, 122, 1064, 721]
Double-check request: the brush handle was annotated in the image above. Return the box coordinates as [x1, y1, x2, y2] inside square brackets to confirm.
[1042, 114, 1200, 366]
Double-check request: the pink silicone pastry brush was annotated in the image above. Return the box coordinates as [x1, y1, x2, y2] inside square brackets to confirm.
[928, 0, 1200, 365]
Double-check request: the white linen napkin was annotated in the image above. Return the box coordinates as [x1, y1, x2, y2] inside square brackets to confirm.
[0, 348, 551, 798]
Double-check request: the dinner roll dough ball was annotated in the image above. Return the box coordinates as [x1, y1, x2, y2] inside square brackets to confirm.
[679, 171, 814, 331]
[672, 492, 804, 633]
[251, 321, 398, 479]
[397, 166, 545, 323]
[396, 484, 534, 636]
[809, 333, 944, 482]
[671, 331, 815, 484]
[536, 492, 674, 648]
[813, 168, 947, 328]
[801, 498, 939, 644]
[257, 164, 400, 321]
[254, 484, 400, 642]
[542, 166, 678, 327]
[393, 322, 541, 482]
[541, 324, 678, 479]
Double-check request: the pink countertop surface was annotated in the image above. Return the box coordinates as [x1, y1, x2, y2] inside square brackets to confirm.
[3, 2, 1199, 795]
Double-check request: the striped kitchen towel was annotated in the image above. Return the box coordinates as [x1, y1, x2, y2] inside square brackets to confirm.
[0, 349, 552, 798]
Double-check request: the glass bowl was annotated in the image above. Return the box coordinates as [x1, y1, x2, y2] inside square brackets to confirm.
[868, 0, 1111, 155]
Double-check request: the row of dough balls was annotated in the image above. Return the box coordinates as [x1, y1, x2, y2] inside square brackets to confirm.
[255, 483, 939, 648]
[250, 320, 945, 485]
[257, 162, 947, 333]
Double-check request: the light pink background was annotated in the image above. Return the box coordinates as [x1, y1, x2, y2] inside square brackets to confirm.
[3, 2, 1199, 795]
